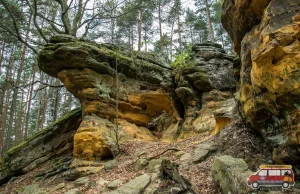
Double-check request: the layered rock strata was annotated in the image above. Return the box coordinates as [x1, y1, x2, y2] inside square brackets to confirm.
[38, 35, 181, 160]
[174, 42, 237, 138]
[38, 36, 237, 160]
[0, 108, 82, 185]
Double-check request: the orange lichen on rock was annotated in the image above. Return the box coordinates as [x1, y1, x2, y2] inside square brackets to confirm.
[213, 117, 232, 135]
[73, 115, 112, 161]
[235, 0, 300, 165]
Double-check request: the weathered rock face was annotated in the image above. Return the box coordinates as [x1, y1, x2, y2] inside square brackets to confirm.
[38, 37, 237, 160]
[222, 0, 272, 54]
[222, 0, 300, 165]
[38, 36, 181, 160]
[0, 108, 82, 185]
[211, 155, 253, 194]
[174, 42, 237, 138]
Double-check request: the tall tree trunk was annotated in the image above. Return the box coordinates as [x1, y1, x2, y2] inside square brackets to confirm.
[170, 22, 174, 62]
[53, 79, 60, 121]
[0, 43, 5, 76]
[14, 91, 24, 146]
[204, 0, 215, 42]
[0, 47, 14, 155]
[190, 26, 194, 44]
[4, 13, 32, 152]
[23, 64, 37, 140]
[40, 77, 50, 128]
[5, 52, 25, 151]
[177, 13, 182, 53]
[111, 18, 115, 44]
[68, 92, 72, 112]
[138, 9, 143, 51]
[158, 2, 163, 54]
[144, 28, 147, 52]
[131, 27, 134, 50]
[128, 27, 131, 49]
[220, 27, 224, 48]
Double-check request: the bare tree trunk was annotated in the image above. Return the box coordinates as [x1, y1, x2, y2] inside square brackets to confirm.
[190, 26, 194, 44]
[177, 13, 182, 53]
[220, 27, 224, 48]
[0, 43, 5, 76]
[5, 51, 26, 151]
[14, 91, 24, 146]
[35, 71, 44, 132]
[158, 2, 163, 54]
[138, 9, 143, 51]
[144, 28, 147, 52]
[0, 89, 11, 155]
[68, 92, 72, 112]
[40, 77, 50, 128]
[0, 48, 14, 155]
[23, 64, 37, 140]
[4, 13, 32, 152]
[170, 22, 174, 62]
[53, 79, 60, 121]
[111, 20, 115, 44]
[204, 0, 215, 42]
[128, 27, 131, 49]
[131, 27, 134, 50]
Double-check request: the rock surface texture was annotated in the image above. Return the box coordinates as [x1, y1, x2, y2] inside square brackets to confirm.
[38, 37, 237, 160]
[222, 0, 300, 167]
[211, 155, 253, 194]
[174, 42, 237, 139]
[38, 35, 181, 160]
[0, 108, 82, 185]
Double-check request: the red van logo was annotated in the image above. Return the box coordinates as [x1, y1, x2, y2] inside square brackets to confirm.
[247, 165, 295, 189]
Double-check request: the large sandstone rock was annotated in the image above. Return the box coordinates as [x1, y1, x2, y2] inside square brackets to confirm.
[211, 155, 253, 194]
[0, 108, 82, 185]
[222, 0, 272, 53]
[38, 35, 181, 160]
[174, 42, 237, 139]
[223, 0, 300, 165]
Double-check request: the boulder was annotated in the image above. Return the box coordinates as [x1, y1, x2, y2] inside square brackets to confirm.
[73, 177, 90, 187]
[104, 159, 117, 172]
[107, 179, 122, 190]
[96, 178, 109, 186]
[0, 108, 82, 185]
[108, 174, 151, 194]
[156, 160, 196, 194]
[193, 142, 218, 163]
[134, 158, 149, 171]
[66, 158, 104, 179]
[65, 188, 82, 194]
[211, 155, 253, 194]
[19, 184, 46, 194]
[48, 183, 65, 192]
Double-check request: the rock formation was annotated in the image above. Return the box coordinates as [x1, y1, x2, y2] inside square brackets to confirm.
[0, 108, 82, 185]
[174, 42, 237, 138]
[222, 0, 300, 166]
[38, 35, 182, 160]
[37, 36, 237, 161]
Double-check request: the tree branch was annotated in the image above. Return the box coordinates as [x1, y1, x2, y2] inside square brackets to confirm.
[0, 0, 38, 53]
[32, 0, 49, 42]
[15, 80, 65, 88]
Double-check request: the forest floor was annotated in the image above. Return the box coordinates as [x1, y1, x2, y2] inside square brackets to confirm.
[0, 120, 298, 194]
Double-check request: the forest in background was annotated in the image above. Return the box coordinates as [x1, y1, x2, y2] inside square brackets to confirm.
[0, 0, 232, 155]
